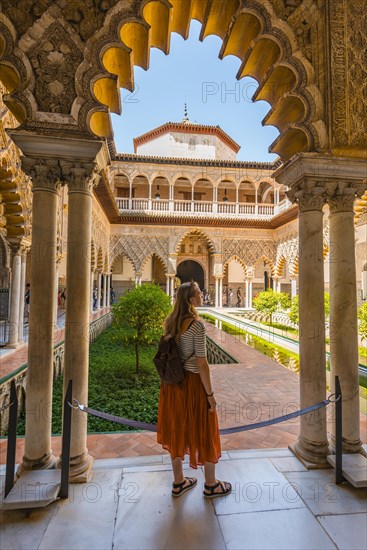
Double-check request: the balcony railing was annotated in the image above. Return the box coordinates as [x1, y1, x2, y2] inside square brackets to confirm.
[116, 198, 292, 219]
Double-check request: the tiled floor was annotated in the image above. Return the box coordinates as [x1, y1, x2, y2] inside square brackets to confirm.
[1, 318, 366, 464]
[1, 448, 366, 550]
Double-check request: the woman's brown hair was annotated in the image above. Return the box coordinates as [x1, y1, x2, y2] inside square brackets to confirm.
[164, 281, 199, 339]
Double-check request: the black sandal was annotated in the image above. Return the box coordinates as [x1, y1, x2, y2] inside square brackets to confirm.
[203, 480, 232, 499]
[172, 476, 197, 497]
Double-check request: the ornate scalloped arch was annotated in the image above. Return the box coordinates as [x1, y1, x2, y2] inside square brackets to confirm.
[223, 255, 247, 274]
[141, 251, 168, 274]
[222, 238, 276, 267]
[0, 0, 327, 160]
[110, 234, 169, 273]
[174, 228, 218, 254]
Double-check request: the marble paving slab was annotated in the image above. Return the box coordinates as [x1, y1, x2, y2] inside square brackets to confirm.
[218, 508, 336, 550]
[38, 468, 122, 550]
[113, 468, 225, 550]
[211, 458, 305, 516]
[284, 470, 367, 516]
[318, 513, 367, 550]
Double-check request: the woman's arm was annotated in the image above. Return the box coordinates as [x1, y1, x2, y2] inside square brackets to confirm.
[197, 356, 217, 412]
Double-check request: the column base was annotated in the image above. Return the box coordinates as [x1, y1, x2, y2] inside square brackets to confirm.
[6, 341, 20, 349]
[16, 451, 57, 478]
[56, 450, 94, 484]
[289, 437, 330, 469]
[329, 436, 364, 455]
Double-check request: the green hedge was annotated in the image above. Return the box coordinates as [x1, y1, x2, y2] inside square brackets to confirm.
[16, 327, 161, 435]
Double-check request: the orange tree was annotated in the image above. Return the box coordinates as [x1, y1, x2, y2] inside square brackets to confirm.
[253, 289, 291, 325]
[113, 284, 171, 373]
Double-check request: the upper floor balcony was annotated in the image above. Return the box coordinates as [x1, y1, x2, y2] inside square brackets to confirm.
[115, 197, 292, 220]
[112, 164, 294, 223]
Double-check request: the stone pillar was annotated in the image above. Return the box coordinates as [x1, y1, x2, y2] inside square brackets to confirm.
[18, 248, 27, 344]
[19, 159, 60, 472]
[128, 177, 132, 209]
[135, 272, 142, 287]
[106, 273, 111, 307]
[97, 272, 102, 309]
[245, 279, 249, 308]
[275, 154, 367, 465]
[61, 161, 100, 482]
[215, 278, 219, 307]
[219, 278, 223, 307]
[102, 274, 107, 308]
[166, 274, 170, 295]
[170, 276, 175, 298]
[291, 277, 297, 299]
[90, 270, 94, 313]
[54, 258, 60, 325]
[328, 188, 364, 453]
[293, 191, 329, 464]
[8, 246, 22, 347]
[248, 281, 253, 308]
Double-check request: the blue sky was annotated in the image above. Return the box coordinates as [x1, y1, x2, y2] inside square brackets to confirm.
[111, 21, 279, 162]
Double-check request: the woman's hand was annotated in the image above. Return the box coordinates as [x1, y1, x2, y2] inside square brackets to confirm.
[207, 394, 217, 412]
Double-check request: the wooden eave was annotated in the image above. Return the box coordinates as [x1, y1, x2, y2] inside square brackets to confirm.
[93, 170, 120, 220]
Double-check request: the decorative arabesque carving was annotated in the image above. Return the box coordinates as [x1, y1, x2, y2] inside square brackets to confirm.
[1, 0, 122, 41]
[28, 22, 83, 114]
[275, 233, 298, 274]
[329, 0, 367, 149]
[110, 234, 169, 273]
[91, 210, 109, 269]
[222, 239, 276, 267]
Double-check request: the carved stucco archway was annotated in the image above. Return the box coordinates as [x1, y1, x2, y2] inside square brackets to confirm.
[0, 0, 335, 162]
[110, 233, 169, 273]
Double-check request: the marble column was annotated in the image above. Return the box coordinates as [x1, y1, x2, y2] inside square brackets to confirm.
[19, 159, 60, 473]
[61, 161, 100, 482]
[170, 276, 175, 298]
[291, 277, 297, 299]
[97, 272, 102, 309]
[8, 247, 22, 347]
[106, 273, 111, 307]
[274, 154, 367, 465]
[219, 278, 223, 307]
[18, 248, 27, 344]
[102, 274, 107, 308]
[293, 190, 329, 464]
[328, 189, 364, 453]
[245, 279, 249, 309]
[166, 274, 170, 295]
[215, 278, 219, 307]
[90, 271, 94, 313]
[54, 258, 60, 326]
[248, 280, 253, 308]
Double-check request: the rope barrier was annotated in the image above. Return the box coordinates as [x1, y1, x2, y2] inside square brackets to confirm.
[69, 394, 338, 435]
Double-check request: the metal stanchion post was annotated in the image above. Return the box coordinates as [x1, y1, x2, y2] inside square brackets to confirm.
[58, 380, 72, 498]
[335, 375, 344, 484]
[5, 380, 18, 498]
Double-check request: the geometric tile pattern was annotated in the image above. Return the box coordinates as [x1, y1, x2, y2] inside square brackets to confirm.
[110, 234, 169, 273]
[222, 238, 276, 268]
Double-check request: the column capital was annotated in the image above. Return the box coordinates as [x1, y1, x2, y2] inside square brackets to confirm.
[288, 187, 326, 213]
[326, 183, 366, 214]
[21, 157, 61, 193]
[60, 161, 101, 194]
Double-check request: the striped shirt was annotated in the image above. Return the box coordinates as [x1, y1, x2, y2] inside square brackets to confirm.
[178, 319, 207, 373]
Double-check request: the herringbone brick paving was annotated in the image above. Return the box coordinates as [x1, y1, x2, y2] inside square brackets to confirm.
[1, 319, 366, 464]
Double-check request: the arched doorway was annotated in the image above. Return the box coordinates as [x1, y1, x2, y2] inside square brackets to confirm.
[177, 260, 204, 290]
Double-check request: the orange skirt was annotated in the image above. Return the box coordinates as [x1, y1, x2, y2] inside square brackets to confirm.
[157, 371, 221, 468]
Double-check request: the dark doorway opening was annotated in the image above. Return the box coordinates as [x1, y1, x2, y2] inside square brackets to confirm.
[177, 260, 204, 290]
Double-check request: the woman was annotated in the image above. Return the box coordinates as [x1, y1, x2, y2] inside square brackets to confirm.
[157, 281, 232, 499]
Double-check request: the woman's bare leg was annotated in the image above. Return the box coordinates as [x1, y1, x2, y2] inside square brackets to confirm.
[204, 462, 216, 484]
[171, 457, 184, 484]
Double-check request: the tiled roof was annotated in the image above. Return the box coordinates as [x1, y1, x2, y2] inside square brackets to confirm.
[132, 121, 241, 153]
